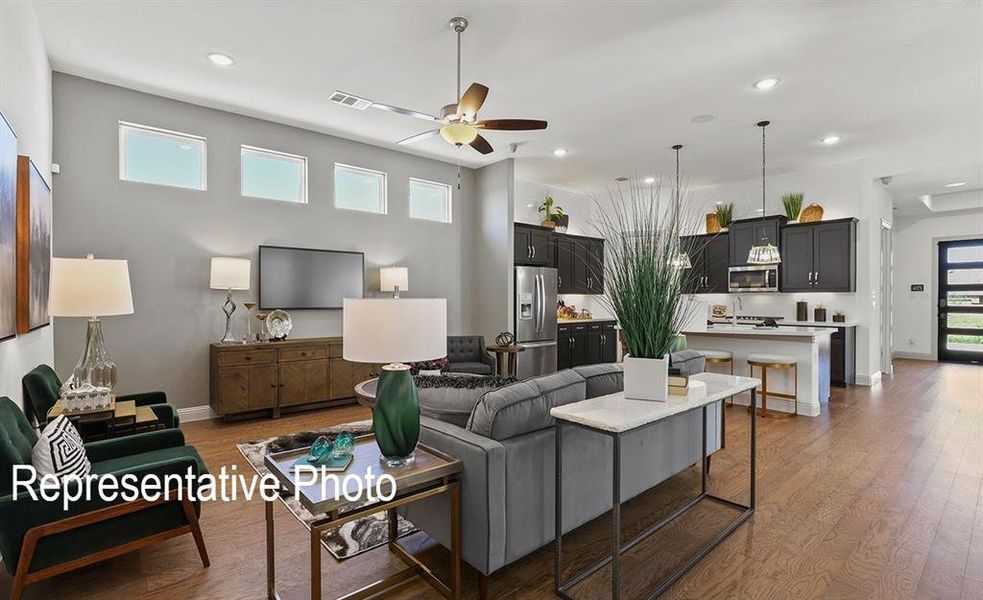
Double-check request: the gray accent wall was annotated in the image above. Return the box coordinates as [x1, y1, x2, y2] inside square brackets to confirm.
[52, 73, 477, 409]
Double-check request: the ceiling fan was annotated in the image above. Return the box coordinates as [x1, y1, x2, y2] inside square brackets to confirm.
[329, 16, 547, 155]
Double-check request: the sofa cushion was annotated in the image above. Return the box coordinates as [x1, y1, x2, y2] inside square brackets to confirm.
[467, 370, 586, 441]
[446, 336, 484, 363]
[416, 376, 515, 428]
[571, 364, 624, 399]
[671, 350, 706, 377]
[0, 397, 39, 497]
[444, 361, 494, 375]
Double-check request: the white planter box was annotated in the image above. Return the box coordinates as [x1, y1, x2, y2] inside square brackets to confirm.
[623, 355, 669, 401]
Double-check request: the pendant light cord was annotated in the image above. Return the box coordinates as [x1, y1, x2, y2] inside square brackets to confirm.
[758, 120, 769, 220]
[672, 143, 683, 233]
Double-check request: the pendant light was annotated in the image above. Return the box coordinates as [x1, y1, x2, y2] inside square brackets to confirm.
[670, 143, 692, 269]
[747, 120, 782, 265]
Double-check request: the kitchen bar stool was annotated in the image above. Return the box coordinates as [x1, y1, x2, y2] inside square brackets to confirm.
[747, 353, 798, 419]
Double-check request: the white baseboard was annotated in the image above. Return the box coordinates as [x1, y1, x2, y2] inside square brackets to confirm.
[726, 392, 821, 417]
[856, 371, 882, 386]
[893, 351, 934, 361]
[178, 404, 219, 423]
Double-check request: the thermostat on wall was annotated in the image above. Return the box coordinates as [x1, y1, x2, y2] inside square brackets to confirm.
[910, 284, 925, 292]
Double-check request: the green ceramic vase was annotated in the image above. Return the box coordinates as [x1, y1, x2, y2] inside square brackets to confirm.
[373, 365, 420, 467]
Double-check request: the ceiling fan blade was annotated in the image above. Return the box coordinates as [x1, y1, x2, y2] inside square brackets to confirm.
[456, 83, 489, 121]
[396, 129, 440, 145]
[470, 134, 494, 155]
[371, 102, 440, 122]
[475, 119, 548, 131]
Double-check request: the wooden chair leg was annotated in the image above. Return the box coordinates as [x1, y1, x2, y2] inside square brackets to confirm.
[181, 498, 210, 568]
[478, 572, 489, 600]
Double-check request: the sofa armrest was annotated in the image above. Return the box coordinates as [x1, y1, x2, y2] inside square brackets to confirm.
[481, 351, 497, 369]
[400, 416, 508, 575]
[117, 391, 168, 407]
[147, 404, 179, 429]
[0, 454, 204, 571]
[84, 429, 186, 463]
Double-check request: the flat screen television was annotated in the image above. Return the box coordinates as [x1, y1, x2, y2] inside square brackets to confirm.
[259, 245, 364, 310]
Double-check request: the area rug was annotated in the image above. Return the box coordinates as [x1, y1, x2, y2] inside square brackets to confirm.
[236, 421, 417, 560]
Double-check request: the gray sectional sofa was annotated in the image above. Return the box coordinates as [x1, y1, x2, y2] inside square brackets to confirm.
[401, 355, 721, 582]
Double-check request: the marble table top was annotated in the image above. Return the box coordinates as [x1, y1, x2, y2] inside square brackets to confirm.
[550, 372, 760, 433]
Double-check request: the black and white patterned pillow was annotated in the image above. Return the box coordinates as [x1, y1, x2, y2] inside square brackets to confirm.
[32, 415, 91, 480]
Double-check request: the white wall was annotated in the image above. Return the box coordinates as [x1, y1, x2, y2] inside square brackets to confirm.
[0, 1, 54, 408]
[686, 160, 892, 384]
[514, 178, 596, 236]
[471, 160, 515, 343]
[893, 207, 983, 359]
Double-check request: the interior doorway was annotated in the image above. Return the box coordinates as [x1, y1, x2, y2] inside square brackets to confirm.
[880, 220, 893, 375]
[937, 238, 983, 363]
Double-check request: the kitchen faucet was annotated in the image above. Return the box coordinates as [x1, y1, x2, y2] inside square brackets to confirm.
[732, 295, 743, 326]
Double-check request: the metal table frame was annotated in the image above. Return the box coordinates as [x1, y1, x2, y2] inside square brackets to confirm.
[554, 387, 757, 600]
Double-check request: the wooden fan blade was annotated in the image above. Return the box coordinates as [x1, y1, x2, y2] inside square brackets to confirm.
[397, 129, 440, 145]
[475, 119, 548, 131]
[457, 83, 489, 121]
[470, 134, 494, 155]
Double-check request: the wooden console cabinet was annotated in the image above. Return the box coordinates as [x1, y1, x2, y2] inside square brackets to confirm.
[209, 337, 382, 419]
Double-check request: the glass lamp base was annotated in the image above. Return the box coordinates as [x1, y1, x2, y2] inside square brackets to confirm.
[379, 451, 416, 469]
[70, 317, 118, 390]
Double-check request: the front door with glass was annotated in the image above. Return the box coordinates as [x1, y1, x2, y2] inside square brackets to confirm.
[938, 239, 983, 363]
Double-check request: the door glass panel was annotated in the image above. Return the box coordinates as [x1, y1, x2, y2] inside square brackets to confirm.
[947, 292, 983, 307]
[946, 334, 983, 353]
[946, 313, 983, 329]
[947, 245, 983, 263]
[947, 268, 983, 285]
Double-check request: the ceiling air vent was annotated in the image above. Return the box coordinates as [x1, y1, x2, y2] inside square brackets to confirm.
[329, 91, 372, 111]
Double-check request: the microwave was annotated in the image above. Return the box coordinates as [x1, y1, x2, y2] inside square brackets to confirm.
[728, 265, 779, 292]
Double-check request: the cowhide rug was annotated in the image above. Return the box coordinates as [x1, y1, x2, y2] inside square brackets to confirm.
[236, 421, 417, 560]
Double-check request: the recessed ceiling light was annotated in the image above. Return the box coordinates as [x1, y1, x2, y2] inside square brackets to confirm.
[526, 203, 535, 208]
[207, 53, 235, 67]
[691, 114, 715, 123]
[643, 176, 656, 184]
[943, 181, 967, 188]
[552, 148, 568, 157]
[820, 135, 841, 145]
[753, 77, 780, 90]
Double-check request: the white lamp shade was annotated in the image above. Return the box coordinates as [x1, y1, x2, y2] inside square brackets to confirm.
[210, 257, 251, 290]
[49, 257, 134, 317]
[380, 267, 409, 292]
[343, 298, 446, 364]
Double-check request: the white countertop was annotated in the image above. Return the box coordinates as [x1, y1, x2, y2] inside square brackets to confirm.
[708, 318, 857, 327]
[550, 372, 759, 433]
[557, 317, 617, 324]
[684, 325, 833, 338]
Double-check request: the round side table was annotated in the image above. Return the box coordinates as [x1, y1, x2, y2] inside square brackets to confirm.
[486, 345, 523, 377]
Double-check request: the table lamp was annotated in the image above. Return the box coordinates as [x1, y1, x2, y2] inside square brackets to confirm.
[343, 298, 446, 467]
[49, 255, 134, 390]
[380, 267, 409, 298]
[210, 257, 251, 343]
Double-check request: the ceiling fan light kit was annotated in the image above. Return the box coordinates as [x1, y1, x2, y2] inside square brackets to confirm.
[333, 16, 547, 156]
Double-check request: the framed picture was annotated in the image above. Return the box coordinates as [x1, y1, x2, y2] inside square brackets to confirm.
[0, 113, 16, 342]
[16, 155, 52, 333]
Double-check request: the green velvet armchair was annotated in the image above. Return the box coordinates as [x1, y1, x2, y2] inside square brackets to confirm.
[21, 364, 179, 431]
[0, 397, 208, 600]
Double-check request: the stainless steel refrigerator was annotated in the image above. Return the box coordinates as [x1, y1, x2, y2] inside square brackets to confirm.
[514, 266, 558, 378]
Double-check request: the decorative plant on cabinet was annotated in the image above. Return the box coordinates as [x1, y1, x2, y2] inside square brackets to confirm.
[538, 194, 566, 230]
[782, 192, 804, 223]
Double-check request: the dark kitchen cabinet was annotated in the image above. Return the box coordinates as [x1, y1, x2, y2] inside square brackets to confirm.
[681, 233, 729, 293]
[729, 216, 786, 266]
[780, 218, 857, 292]
[552, 232, 604, 295]
[514, 223, 553, 266]
[558, 320, 616, 370]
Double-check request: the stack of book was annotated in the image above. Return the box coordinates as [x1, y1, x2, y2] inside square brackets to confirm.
[668, 369, 689, 397]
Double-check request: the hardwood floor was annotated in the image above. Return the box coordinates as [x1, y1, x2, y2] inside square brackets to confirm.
[1, 359, 980, 599]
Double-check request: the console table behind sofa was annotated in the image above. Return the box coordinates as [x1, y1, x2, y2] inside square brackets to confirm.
[209, 337, 383, 419]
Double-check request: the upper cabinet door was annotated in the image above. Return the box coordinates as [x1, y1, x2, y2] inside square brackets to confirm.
[528, 228, 553, 266]
[556, 236, 575, 293]
[587, 238, 605, 293]
[780, 226, 815, 292]
[812, 220, 856, 292]
[572, 238, 589, 294]
[728, 222, 756, 266]
[704, 234, 730, 293]
[514, 225, 532, 264]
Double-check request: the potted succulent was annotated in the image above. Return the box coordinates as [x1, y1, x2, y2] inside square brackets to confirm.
[715, 202, 734, 232]
[539, 195, 566, 230]
[782, 192, 804, 223]
[594, 177, 698, 401]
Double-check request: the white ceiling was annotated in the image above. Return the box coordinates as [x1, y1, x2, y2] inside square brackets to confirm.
[31, 0, 983, 200]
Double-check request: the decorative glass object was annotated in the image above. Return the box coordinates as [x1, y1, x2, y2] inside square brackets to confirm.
[331, 432, 355, 459]
[243, 301, 257, 342]
[265, 309, 293, 340]
[307, 435, 333, 464]
[71, 317, 119, 390]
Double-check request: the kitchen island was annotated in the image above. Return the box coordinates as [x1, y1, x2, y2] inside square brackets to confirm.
[682, 324, 832, 416]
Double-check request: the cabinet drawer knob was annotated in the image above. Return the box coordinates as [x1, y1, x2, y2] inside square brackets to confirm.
[245, 356, 252, 361]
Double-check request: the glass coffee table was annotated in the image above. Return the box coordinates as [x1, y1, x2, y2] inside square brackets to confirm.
[263, 434, 462, 600]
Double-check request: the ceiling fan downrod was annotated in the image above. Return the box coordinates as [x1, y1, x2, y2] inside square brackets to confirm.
[449, 17, 468, 104]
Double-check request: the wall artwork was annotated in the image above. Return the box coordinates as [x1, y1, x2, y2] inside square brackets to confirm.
[17, 155, 52, 333]
[0, 113, 16, 342]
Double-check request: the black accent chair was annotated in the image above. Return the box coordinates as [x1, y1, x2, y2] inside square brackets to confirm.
[444, 336, 496, 375]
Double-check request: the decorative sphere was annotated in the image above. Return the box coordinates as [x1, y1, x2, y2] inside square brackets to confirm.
[495, 331, 515, 347]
